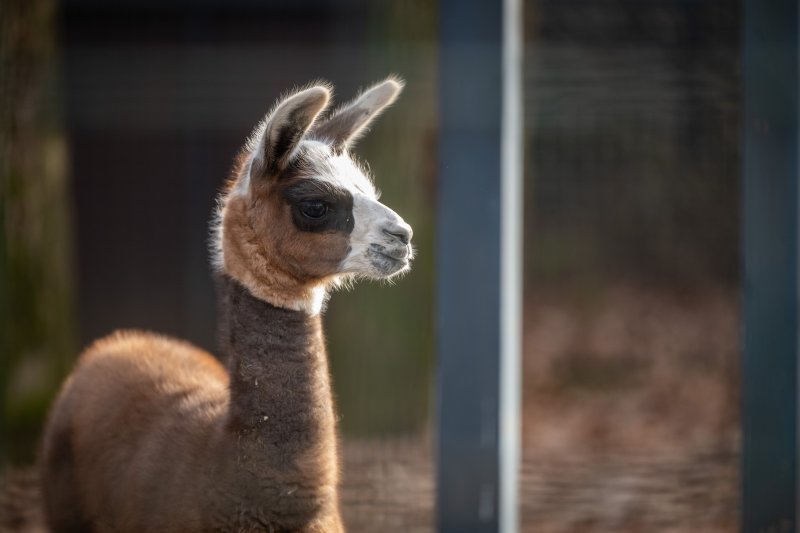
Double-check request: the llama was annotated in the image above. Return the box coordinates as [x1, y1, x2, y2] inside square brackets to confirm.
[39, 77, 412, 532]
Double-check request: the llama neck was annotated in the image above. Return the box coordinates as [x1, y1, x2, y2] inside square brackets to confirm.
[218, 274, 337, 476]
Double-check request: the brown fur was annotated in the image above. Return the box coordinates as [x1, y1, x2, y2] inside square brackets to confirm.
[221, 184, 348, 310]
[41, 282, 343, 532]
[39, 79, 407, 532]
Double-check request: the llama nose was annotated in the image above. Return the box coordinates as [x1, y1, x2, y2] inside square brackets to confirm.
[383, 222, 412, 245]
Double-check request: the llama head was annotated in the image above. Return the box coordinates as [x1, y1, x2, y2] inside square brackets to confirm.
[214, 77, 413, 314]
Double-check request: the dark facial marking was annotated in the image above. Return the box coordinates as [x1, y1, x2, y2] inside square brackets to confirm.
[282, 178, 354, 234]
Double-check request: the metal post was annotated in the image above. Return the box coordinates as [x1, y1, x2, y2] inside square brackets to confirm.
[436, 0, 522, 531]
[742, 0, 799, 530]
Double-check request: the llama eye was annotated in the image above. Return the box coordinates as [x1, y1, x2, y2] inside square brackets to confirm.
[300, 201, 328, 219]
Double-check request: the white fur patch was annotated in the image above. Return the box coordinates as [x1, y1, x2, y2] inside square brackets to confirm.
[209, 199, 226, 273]
[340, 193, 413, 279]
[301, 141, 378, 199]
[278, 285, 328, 316]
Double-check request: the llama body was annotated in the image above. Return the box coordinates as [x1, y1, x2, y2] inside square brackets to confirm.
[40, 78, 411, 532]
[42, 284, 338, 532]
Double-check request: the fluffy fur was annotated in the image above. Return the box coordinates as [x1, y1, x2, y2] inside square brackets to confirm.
[39, 77, 412, 532]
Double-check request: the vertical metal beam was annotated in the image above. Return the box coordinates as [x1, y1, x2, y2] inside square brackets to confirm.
[437, 0, 522, 531]
[742, 0, 799, 530]
[499, 0, 523, 531]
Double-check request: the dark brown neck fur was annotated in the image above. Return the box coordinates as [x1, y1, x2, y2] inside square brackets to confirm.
[215, 274, 339, 528]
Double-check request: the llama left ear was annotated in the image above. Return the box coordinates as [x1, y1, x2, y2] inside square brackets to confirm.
[312, 77, 404, 152]
[250, 86, 331, 180]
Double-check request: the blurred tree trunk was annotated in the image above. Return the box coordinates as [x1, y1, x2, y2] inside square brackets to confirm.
[0, 0, 74, 466]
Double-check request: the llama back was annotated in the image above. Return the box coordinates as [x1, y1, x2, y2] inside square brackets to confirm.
[39, 330, 230, 531]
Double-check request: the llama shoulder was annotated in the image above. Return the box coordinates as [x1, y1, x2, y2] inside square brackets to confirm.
[58, 330, 230, 432]
[76, 329, 228, 388]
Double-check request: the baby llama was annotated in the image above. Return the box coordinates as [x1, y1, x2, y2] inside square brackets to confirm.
[39, 77, 412, 533]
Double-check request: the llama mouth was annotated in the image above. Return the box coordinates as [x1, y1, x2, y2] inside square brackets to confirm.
[367, 248, 409, 275]
[369, 243, 410, 260]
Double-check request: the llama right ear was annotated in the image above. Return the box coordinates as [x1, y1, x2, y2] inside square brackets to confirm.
[250, 86, 331, 180]
[311, 77, 404, 152]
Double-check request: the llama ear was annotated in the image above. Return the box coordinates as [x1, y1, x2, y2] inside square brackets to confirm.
[250, 86, 331, 180]
[311, 77, 404, 152]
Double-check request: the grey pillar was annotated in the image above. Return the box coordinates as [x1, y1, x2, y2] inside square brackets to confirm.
[742, 0, 799, 530]
[436, 0, 522, 531]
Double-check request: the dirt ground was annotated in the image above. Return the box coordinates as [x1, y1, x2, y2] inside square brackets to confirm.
[341, 284, 740, 532]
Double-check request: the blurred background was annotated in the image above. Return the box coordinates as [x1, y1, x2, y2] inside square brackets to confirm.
[1, 0, 739, 531]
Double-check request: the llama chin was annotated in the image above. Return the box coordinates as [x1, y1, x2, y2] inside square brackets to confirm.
[40, 77, 410, 533]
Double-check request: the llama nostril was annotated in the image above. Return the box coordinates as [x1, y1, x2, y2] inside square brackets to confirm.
[383, 225, 412, 245]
